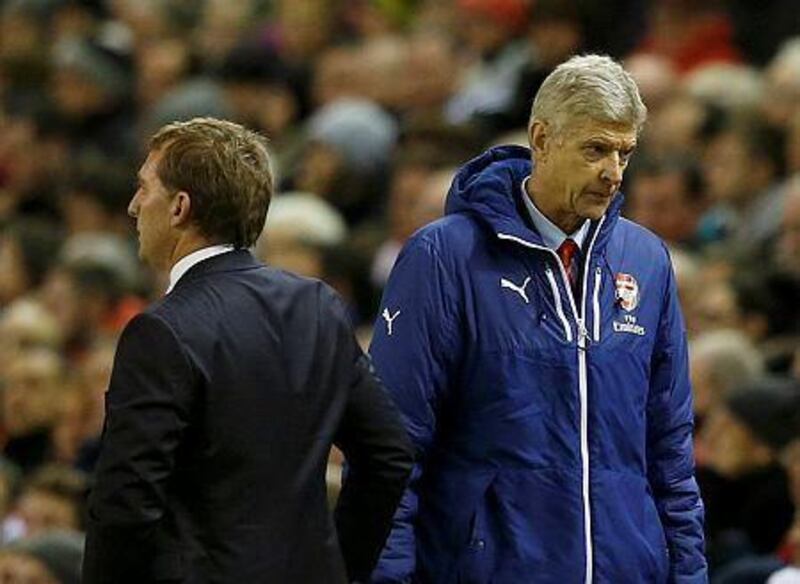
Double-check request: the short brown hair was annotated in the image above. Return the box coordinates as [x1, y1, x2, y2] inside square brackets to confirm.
[149, 117, 273, 248]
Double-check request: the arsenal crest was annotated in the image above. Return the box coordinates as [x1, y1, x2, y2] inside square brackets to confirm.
[615, 273, 639, 312]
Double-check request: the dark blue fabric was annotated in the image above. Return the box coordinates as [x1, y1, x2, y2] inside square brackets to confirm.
[370, 146, 707, 583]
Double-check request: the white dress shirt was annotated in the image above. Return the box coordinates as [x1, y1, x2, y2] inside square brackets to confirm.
[166, 244, 235, 294]
[521, 177, 589, 251]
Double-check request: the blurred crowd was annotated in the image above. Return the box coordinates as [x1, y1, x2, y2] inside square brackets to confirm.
[0, 0, 799, 581]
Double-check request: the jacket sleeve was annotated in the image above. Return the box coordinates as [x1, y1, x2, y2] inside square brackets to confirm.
[367, 235, 463, 583]
[82, 312, 194, 584]
[333, 290, 415, 584]
[646, 249, 708, 584]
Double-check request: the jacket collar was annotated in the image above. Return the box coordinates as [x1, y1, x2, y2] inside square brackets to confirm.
[167, 245, 235, 294]
[444, 145, 624, 255]
[171, 248, 261, 291]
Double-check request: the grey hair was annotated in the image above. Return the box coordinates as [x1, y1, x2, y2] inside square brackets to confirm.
[530, 54, 647, 135]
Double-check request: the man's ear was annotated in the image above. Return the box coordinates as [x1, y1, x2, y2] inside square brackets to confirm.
[530, 120, 550, 163]
[170, 191, 192, 228]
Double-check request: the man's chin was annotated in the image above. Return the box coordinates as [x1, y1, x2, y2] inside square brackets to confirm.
[580, 197, 614, 220]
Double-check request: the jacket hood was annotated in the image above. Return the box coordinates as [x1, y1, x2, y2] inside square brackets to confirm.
[444, 145, 624, 251]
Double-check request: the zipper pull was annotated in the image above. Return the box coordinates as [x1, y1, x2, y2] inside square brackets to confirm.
[577, 318, 590, 348]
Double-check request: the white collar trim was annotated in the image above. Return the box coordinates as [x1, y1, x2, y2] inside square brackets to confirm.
[166, 245, 235, 294]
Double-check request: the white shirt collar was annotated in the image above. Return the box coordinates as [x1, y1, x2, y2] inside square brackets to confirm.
[520, 176, 590, 251]
[166, 244, 235, 294]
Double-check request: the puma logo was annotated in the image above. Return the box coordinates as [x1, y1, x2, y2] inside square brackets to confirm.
[500, 276, 531, 304]
[382, 308, 401, 336]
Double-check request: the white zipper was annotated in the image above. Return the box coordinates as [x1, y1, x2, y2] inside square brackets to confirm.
[499, 218, 606, 584]
[545, 266, 573, 342]
[592, 267, 602, 343]
[576, 218, 605, 584]
[577, 332, 592, 584]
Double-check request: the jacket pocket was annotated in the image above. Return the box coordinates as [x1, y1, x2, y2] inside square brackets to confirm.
[457, 485, 495, 584]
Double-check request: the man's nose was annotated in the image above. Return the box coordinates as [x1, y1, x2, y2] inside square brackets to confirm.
[128, 192, 139, 218]
[601, 154, 624, 186]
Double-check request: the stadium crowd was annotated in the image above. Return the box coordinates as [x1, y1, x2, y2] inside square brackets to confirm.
[0, 0, 799, 581]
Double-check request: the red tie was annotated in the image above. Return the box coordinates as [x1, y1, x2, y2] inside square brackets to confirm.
[557, 238, 580, 296]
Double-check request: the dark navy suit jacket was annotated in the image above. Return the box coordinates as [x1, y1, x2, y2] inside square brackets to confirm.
[82, 250, 413, 584]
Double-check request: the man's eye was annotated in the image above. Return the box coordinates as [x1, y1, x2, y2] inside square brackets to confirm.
[585, 145, 605, 158]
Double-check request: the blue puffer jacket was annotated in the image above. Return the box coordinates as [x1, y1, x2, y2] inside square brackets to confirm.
[369, 146, 707, 583]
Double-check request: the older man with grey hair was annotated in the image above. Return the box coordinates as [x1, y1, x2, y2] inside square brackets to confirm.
[368, 54, 708, 582]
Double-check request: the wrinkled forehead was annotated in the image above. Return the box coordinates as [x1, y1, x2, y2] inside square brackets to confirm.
[567, 118, 639, 147]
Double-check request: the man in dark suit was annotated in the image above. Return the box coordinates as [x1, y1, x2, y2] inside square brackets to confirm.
[82, 117, 414, 584]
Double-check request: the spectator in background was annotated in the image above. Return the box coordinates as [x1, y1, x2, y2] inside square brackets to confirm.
[625, 53, 679, 118]
[731, 269, 800, 372]
[766, 433, 800, 582]
[255, 190, 347, 279]
[68, 340, 117, 474]
[192, 0, 262, 70]
[370, 115, 484, 287]
[684, 63, 763, 118]
[690, 329, 763, 462]
[0, 530, 84, 584]
[625, 155, 705, 250]
[634, 0, 741, 74]
[699, 377, 798, 571]
[298, 98, 398, 226]
[311, 30, 457, 116]
[644, 92, 711, 160]
[50, 37, 136, 161]
[133, 35, 195, 111]
[445, 0, 530, 126]
[0, 219, 63, 309]
[688, 259, 743, 334]
[699, 116, 784, 248]
[139, 77, 232, 146]
[715, 417, 800, 583]
[371, 163, 454, 288]
[726, 0, 800, 66]
[11, 465, 86, 539]
[0, 299, 62, 378]
[487, 0, 584, 133]
[271, 0, 341, 69]
[762, 38, 800, 130]
[776, 179, 800, 280]
[40, 261, 142, 363]
[0, 458, 21, 531]
[51, 384, 91, 468]
[49, 0, 108, 46]
[785, 110, 800, 175]
[2, 349, 64, 474]
[0, 2, 50, 115]
[216, 40, 300, 148]
[0, 115, 68, 222]
[59, 154, 135, 238]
